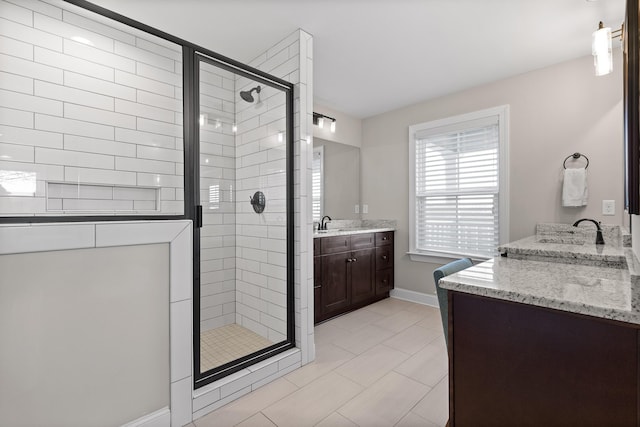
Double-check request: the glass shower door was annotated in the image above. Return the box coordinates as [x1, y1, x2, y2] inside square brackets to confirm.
[194, 55, 293, 386]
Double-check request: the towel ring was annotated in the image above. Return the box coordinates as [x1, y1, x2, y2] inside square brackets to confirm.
[563, 152, 589, 169]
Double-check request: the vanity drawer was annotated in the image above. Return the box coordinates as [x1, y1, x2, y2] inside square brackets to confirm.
[376, 268, 394, 294]
[350, 233, 374, 250]
[375, 231, 394, 246]
[320, 235, 350, 255]
[376, 246, 393, 270]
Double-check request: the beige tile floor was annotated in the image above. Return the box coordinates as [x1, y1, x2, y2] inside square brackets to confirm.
[191, 297, 449, 427]
[201, 324, 274, 372]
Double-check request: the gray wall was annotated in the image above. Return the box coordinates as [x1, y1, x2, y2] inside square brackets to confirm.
[0, 244, 169, 427]
[361, 52, 624, 294]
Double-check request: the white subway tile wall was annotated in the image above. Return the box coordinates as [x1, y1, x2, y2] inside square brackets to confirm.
[235, 35, 299, 345]
[198, 33, 302, 347]
[199, 60, 237, 332]
[0, 0, 184, 215]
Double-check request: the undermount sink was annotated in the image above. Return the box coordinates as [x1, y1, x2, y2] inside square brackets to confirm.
[316, 229, 339, 233]
[536, 237, 585, 245]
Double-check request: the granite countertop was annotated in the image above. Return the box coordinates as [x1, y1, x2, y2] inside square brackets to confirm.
[498, 235, 627, 268]
[440, 224, 640, 325]
[313, 227, 394, 238]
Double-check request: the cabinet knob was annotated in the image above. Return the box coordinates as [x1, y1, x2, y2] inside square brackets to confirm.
[382, 236, 388, 240]
[346, 258, 353, 263]
[352, 257, 357, 262]
[382, 279, 388, 284]
[382, 255, 388, 260]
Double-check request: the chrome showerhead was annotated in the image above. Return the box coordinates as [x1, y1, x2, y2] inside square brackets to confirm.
[240, 86, 261, 103]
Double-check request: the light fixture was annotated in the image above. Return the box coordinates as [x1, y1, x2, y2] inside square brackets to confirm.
[313, 112, 336, 133]
[592, 21, 623, 76]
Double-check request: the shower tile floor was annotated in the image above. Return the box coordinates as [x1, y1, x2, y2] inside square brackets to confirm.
[200, 324, 273, 372]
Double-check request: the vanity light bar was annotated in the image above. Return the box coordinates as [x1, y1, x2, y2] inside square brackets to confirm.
[313, 112, 336, 133]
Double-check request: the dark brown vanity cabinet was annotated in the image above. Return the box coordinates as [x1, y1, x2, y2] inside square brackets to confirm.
[449, 292, 640, 426]
[314, 231, 394, 323]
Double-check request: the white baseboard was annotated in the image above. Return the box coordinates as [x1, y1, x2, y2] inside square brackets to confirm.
[390, 288, 439, 308]
[121, 407, 170, 427]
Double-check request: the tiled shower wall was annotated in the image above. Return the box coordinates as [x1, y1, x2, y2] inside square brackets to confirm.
[198, 61, 290, 344]
[0, 0, 184, 215]
[234, 79, 288, 343]
[199, 62, 237, 331]
[243, 30, 313, 352]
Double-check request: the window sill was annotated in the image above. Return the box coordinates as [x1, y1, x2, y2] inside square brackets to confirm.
[407, 251, 491, 265]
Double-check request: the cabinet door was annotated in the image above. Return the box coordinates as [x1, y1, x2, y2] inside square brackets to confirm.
[351, 248, 375, 304]
[321, 253, 351, 315]
[451, 292, 639, 426]
[314, 255, 322, 323]
[314, 286, 322, 324]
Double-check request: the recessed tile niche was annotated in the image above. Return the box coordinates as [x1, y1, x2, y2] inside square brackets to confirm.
[46, 181, 160, 212]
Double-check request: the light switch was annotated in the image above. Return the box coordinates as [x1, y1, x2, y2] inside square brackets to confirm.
[362, 204, 368, 214]
[602, 200, 615, 216]
[354, 204, 359, 214]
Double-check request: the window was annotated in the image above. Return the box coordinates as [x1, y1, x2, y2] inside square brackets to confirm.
[409, 106, 509, 262]
[312, 146, 324, 222]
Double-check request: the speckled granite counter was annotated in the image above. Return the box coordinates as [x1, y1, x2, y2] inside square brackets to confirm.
[313, 227, 394, 238]
[498, 235, 627, 268]
[313, 219, 396, 238]
[440, 224, 640, 325]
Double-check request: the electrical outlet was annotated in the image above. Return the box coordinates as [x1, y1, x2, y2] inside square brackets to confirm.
[354, 204, 359, 214]
[362, 204, 368, 214]
[602, 200, 615, 216]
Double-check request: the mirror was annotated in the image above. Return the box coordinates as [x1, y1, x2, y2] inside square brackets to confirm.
[313, 138, 360, 220]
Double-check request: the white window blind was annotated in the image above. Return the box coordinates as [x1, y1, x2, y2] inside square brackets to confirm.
[312, 147, 323, 222]
[411, 108, 507, 260]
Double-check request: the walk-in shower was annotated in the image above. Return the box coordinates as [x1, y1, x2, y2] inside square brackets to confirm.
[193, 55, 294, 385]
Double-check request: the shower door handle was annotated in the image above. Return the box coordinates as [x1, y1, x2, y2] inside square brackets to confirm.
[195, 205, 203, 228]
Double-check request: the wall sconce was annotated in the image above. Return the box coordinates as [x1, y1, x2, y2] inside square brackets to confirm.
[592, 21, 623, 76]
[313, 112, 336, 133]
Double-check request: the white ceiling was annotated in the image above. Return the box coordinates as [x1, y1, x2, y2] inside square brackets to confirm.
[90, 0, 625, 119]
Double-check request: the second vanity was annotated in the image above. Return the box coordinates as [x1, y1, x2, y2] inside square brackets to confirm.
[313, 223, 395, 323]
[440, 223, 640, 426]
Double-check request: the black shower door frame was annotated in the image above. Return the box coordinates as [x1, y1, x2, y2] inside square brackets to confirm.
[189, 52, 295, 388]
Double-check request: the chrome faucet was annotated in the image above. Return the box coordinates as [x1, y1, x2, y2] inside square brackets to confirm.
[572, 218, 605, 245]
[319, 215, 332, 231]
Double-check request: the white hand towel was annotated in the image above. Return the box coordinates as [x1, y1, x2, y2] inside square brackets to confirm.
[562, 168, 588, 207]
